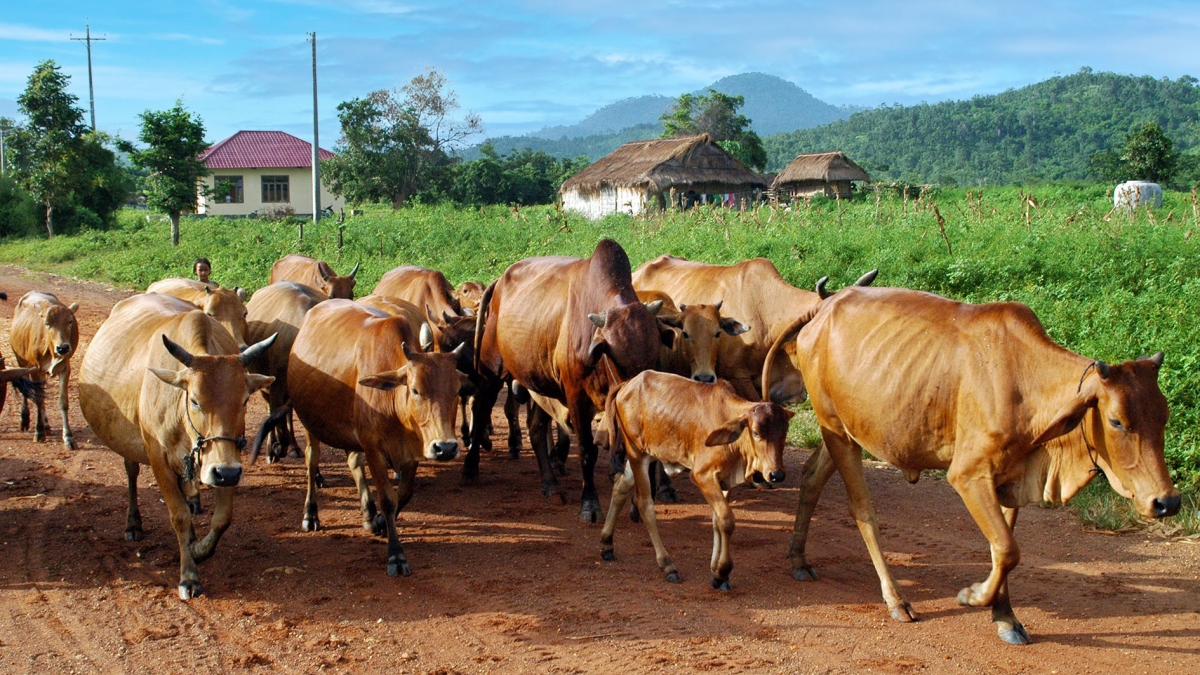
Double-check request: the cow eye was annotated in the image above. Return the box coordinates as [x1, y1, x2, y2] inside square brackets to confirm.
[714, 331, 722, 338]
[190, 398, 201, 409]
[411, 388, 421, 398]
[681, 331, 690, 339]
[752, 430, 761, 439]
[1109, 418, 1125, 431]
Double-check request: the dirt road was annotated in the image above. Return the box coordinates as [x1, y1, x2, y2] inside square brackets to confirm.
[0, 267, 1197, 674]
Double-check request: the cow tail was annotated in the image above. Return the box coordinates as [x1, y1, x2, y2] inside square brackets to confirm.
[604, 381, 628, 478]
[472, 280, 498, 374]
[250, 404, 292, 465]
[761, 304, 822, 402]
[12, 377, 45, 404]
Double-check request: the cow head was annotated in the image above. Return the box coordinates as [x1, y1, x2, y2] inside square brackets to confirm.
[456, 281, 486, 312]
[359, 342, 468, 462]
[149, 334, 276, 487]
[320, 261, 358, 299]
[705, 402, 794, 487]
[42, 301, 80, 376]
[660, 301, 749, 384]
[1034, 353, 1179, 519]
[587, 300, 670, 379]
[201, 286, 250, 349]
[423, 305, 477, 373]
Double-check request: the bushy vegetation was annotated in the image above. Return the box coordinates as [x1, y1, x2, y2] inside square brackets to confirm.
[2, 185, 1198, 508]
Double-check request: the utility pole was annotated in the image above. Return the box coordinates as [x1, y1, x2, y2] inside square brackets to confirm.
[308, 31, 320, 236]
[70, 20, 105, 131]
[0, 120, 12, 177]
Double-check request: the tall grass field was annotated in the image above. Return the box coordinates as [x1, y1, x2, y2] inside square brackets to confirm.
[2, 184, 1197, 531]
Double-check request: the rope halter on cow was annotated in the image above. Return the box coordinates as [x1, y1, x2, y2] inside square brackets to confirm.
[1076, 360, 1107, 477]
[181, 404, 247, 483]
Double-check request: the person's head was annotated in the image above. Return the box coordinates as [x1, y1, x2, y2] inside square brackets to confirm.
[194, 258, 212, 283]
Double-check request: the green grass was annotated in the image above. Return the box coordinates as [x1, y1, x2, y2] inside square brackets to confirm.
[2, 184, 1197, 533]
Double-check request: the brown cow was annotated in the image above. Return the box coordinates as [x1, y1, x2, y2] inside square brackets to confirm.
[769, 286, 1180, 644]
[635, 289, 749, 384]
[146, 277, 250, 348]
[373, 265, 476, 358]
[288, 299, 466, 576]
[245, 281, 329, 462]
[269, 254, 358, 299]
[633, 255, 875, 403]
[10, 292, 80, 448]
[456, 281, 486, 312]
[471, 239, 671, 522]
[602, 371, 792, 588]
[78, 293, 275, 599]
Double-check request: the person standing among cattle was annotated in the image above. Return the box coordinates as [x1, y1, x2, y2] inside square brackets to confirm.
[470, 238, 672, 522]
[10, 292, 80, 449]
[767, 285, 1180, 644]
[193, 257, 217, 287]
[601, 371, 791, 590]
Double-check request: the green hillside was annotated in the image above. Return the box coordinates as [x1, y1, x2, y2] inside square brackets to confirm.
[764, 69, 1200, 185]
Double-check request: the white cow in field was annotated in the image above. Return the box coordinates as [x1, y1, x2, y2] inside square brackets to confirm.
[1114, 181, 1162, 210]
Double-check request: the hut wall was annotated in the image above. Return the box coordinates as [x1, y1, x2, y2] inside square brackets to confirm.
[562, 185, 652, 220]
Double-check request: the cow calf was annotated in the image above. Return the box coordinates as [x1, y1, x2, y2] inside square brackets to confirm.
[600, 371, 792, 589]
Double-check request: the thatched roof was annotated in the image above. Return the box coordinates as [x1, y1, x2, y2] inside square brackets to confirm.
[773, 151, 870, 188]
[560, 135, 765, 195]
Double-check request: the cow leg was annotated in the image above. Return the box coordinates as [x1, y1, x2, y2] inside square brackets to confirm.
[634, 456, 679, 582]
[302, 435, 323, 532]
[347, 451, 383, 535]
[692, 471, 734, 589]
[789, 443, 838, 581]
[552, 422, 571, 476]
[285, 409, 302, 459]
[824, 430, 916, 622]
[600, 462, 635, 560]
[465, 376, 503, 482]
[504, 387, 522, 457]
[363, 450, 409, 577]
[123, 460, 144, 541]
[58, 367, 74, 450]
[148, 459, 202, 599]
[190, 486, 234, 563]
[19, 379, 31, 432]
[570, 398, 602, 524]
[947, 460, 1020, 615]
[183, 479, 203, 515]
[527, 404, 563, 503]
[991, 507, 1030, 645]
[655, 462, 677, 503]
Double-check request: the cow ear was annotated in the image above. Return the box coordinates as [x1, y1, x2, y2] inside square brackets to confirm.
[720, 317, 750, 336]
[587, 334, 609, 367]
[782, 407, 797, 421]
[360, 369, 408, 390]
[148, 367, 186, 389]
[659, 325, 676, 349]
[705, 417, 748, 447]
[1031, 393, 1096, 448]
[67, 302, 79, 314]
[659, 314, 683, 329]
[235, 287, 247, 302]
[246, 373, 275, 395]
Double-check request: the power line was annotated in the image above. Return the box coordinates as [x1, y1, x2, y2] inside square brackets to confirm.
[70, 19, 105, 131]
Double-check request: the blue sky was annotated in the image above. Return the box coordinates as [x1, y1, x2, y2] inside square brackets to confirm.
[2, 1, 1199, 148]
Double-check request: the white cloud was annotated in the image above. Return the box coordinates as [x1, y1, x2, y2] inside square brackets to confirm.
[0, 22, 72, 42]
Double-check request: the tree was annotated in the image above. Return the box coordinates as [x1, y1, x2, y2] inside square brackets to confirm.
[122, 102, 209, 246]
[1123, 122, 1177, 183]
[324, 70, 482, 208]
[10, 61, 86, 238]
[661, 89, 767, 171]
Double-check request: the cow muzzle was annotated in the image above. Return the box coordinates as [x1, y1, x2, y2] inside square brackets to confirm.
[429, 440, 459, 462]
[55, 343, 71, 356]
[768, 469, 786, 484]
[692, 372, 717, 384]
[203, 463, 243, 487]
[1152, 494, 1181, 518]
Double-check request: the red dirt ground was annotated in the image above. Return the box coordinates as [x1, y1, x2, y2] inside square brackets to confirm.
[0, 266, 1197, 674]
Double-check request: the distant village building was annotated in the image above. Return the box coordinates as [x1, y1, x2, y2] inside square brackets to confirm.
[559, 134, 765, 219]
[772, 150, 870, 200]
[196, 131, 344, 217]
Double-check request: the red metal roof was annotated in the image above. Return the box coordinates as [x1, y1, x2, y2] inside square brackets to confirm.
[200, 130, 335, 169]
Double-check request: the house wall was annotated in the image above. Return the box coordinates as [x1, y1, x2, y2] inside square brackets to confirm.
[197, 167, 345, 216]
[562, 185, 652, 220]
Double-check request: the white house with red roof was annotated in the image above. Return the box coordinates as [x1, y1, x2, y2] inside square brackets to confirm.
[197, 130, 344, 217]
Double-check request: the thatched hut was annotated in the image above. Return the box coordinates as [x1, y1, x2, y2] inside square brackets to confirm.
[559, 134, 765, 219]
[772, 150, 870, 200]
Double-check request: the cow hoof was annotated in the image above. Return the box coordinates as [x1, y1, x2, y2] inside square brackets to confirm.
[666, 571, 681, 584]
[792, 565, 819, 582]
[553, 462, 568, 477]
[998, 622, 1032, 645]
[601, 549, 615, 561]
[480, 437, 493, 452]
[288, 446, 303, 459]
[302, 516, 320, 532]
[629, 505, 641, 523]
[178, 580, 203, 600]
[579, 501, 602, 524]
[125, 527, 144, 542]
[371, 513, 387, 537]
[187, 497, 203, 515]
[711, 577, 731, 591]
[656, 486, 678, 503]
[64, 438, 76, 451]
[890, 602, 918, 623]
[34, 432, 45, 443]
[387, 556, 412, 577]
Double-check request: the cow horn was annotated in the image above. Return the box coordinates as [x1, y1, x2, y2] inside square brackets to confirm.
[238, 333, 278, 365]
[645, 300, 663, 316]
[714, 300, 723, 311]
[1095, 360, 1112, 379]
[678, 303, 687, 312]
[855, 269, 879, 287]
[162, 335, 195, 367]
[589, 313, 606, 328]
[348, 262, 360, 279]
[452, 342, 466, 357]
[402, 342, 416, 360]
[205, 286, 213, 296]
[816, 276, 830, 300]
[1144, 351, 1165, 368]
[443, 310, 457, 324]
[419, 323, 435, 352]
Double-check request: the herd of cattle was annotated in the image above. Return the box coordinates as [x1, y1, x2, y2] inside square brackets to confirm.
[0, 240, 1181, 646]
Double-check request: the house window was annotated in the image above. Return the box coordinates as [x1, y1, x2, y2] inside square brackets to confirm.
[213, 175, 244, 204]
[262, 175, 290, 203]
